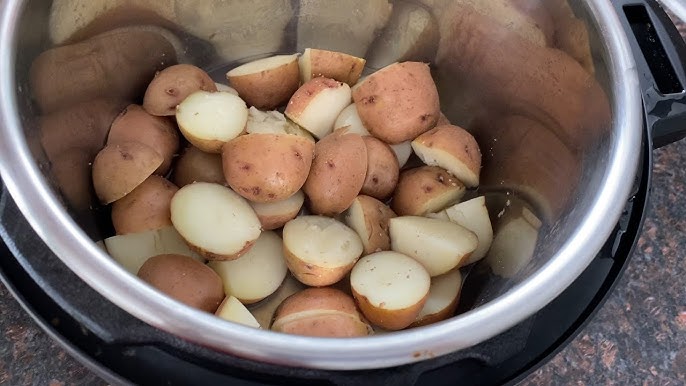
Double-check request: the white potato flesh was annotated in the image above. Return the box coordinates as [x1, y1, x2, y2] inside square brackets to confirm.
[416, 268, 462, 321]
[390, 141, 413, 168]
[208, 231, 288, 303]
[412, 142, 479, 188]
[216, 296, 261, 328]
[486, 217, 539, 278]
[445, 196, 494, 265]
[227, 54, 299, 77]
[350, 251, 430, 310]
[250, 190, 305, 225]
[215, 83, 239, 95]
[426, 210, 449, 221]
[286, 81, 351, 139]
[170, 182, 261, 258]
[250, 275, 306, 328]
[176, 91, 248, 152]
[283, 216, 363, 268]
[104, 226, 203, 275]
[245, 108, 314, 142]
[343, 196, 394, 255]
[389, 216, 478, 276]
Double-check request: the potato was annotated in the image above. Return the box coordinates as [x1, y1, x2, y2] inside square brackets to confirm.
[343, 195, 396, 256]
[445, 196, 493, 265]
[143, 64, 217, 116]
[208, 231, 288, 304]
[303, 130, 367, 216]
[411, 268, 462, 327]
[250, 191, 305, 230]
[426, 210, 449, 221]
[389, 216, 477, 276]
[170, 182, 262, 260]
[226, 54, 300, 110]
[215, 83, 239, 95]
[172, 146, 226, 188]
[283, 216, 363, 287]
[360, 137, 399, 200]
[437, 112, 451, 126]
[30, 28, 176, 113]
[298, 48, 366, 86]
[138, 254, 224, 313]
[176, 91, 248, 153]
[350, 251, 430, 330]
[412, 125, 482, 188]
[365, 1, 439, 69]
[285, 77, 352, 139]
[352, 62, 440, 144]
[92, 141, 163, 204]
[107, 104, 179, 174]
[392, 166, 466, 216]
[246, 108, 315, 142]
[215, 296, 261, 328]
[486, 202, 541, 278]
[251, 275, 306, 329]
[223, 133, 315, 203]
[111, 175, 178, 235]
[104, 225, 204, 275]
[272, 288, 370, 337]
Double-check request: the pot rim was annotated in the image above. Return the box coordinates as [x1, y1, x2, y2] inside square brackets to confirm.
[0, 0, 641, 370]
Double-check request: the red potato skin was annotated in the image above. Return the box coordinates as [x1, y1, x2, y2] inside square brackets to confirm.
[143, 64, 217, 116]
[111, 175, 179, 235]
[285, 77, 346, 120]
[228, 59, 300, 110]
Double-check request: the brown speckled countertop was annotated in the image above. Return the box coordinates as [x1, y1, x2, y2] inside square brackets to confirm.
[1, 8, 686, 386]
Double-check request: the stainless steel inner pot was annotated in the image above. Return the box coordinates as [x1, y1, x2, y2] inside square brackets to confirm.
[0, 0, 641, 370]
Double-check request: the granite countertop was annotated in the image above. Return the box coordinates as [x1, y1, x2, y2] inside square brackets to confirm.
[1, 9, 686, 386]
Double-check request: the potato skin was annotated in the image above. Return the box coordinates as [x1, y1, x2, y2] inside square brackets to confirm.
[283, 247, 357, 287]
[228, 57, 300, 110]
[222, 133, 315, 203]
[352, 62, 440, 144]
[392, 165, 466, 216]
[344, 195, 396, 255]
[352, 287, 428, 331]
[303, 131, 367, 216]
[172, 146, 226, 187]
[360, 136, 399, 200]
[111, 175, 179, 235]
[143, 64, 217, 116]
[108, 104, 179, 174]
[137, 254, 224, 313]
[302, 49, 366, 86]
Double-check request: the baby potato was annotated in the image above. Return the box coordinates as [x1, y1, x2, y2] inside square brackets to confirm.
[350, 251, 431, 330]
[143, 64, 217, 116]
[412, 124, 483, 188]
[223, 133, 315, 203]
[137, 254, 224, 313]
[303, 130, 367, 216]
[285, 77, 351, 139]
[343, 195, 396, 256]
[227, 54, 300, 110]
[107, 104, 179, 174]
[445, 196, 493, 266]
[392, 166, 466, 216]
[172, 146, 226, 188]
[411, 268, 462, 328]
[299, 48, 366, 86]
[283, 216, 363, 287]
[214, 83, 239, 95]
[170, 182, 262, 261]
[246, 108, 315, 142]
[360, 136, 399, 201]
[215, 296, 261, 328]
[272, 287, 370, 337]
[111, 175, 178, 235]
[250, 190, 305, 230]
[251, 275, 306, 329]
[352, 62, 440, 144]
[92, 141, 163, 204]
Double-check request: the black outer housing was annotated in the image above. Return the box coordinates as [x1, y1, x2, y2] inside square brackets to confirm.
[0, 1, 684, 385]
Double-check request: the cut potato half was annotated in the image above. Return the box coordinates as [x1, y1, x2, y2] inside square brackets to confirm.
[215, 296, 261, 328]
[285, 77, 351, 139]
[411, 268, 462, 327]
[170, 182, 262, 260]
[245, 108, 315, 142]
[215, 83, 239, 95]
[250, 191, 305, 230]
[486, 202, 541, 278]
[343, 195, 397, 255]
[426, 210, 449, 221]
[350, 251, 430, 330]
[227, 54, 300, 110]
[250, 275, 306, 329]
[392, 166, 466, 216]
[176, 91, 248, 153]
[389, 216, 477, 276]
[445, 196, 493, 265]
[361, 136, 399, 200]
[299, 48, 366, 86]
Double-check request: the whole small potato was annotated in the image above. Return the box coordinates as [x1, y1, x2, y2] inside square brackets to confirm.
[172, 146, 226, 187]
[360, 136, 399, 200]
[143, 64, 217, 116]
[137, 254, 224, 313]
[111, 175, 179, 235]
[392, 166, 466, 216]
[272, 287, 370, 337]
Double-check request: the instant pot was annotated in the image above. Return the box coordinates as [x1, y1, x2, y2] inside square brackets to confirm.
[0, 0, 685, 384]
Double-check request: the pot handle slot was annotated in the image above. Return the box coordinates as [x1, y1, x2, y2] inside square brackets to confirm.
[614, 0, 686, 149]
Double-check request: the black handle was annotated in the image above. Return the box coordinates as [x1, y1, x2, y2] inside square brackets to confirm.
[614, 0, 686, 149]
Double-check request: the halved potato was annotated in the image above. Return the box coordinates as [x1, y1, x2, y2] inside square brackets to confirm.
[246, 108, 315, 142]
[389, 216, 477, 276]
[215, 296, 261, 328]
[390, 141, 414, 168]
[208, 231, 288, 304]
[111, 175, 178, 235]
[411, 268, 462, 327]
[223, 133, 315, 203]
[299, 48, 366, 86]
[412, 124, 482, 188]
[250, 191, 305, 230]
[172, 146, 226, 187]
[437, 112, 451, 126]
[250, 275, 306, 329]
[176, 91, 248, 153]
[486, 202, 541, 278]
[343, 195, 396, 255]
[283, 216, 363, 286]
[285, 77, 351, 139]
[92, 141, 163, 204]
[143, 64, 217, 116]
[361, 136, 399, 200]
[392, 166, 466, 216]
[227, 54, 300, 110]
[445, 196, 493, 265]
[214, 83, 239, 95]
[271, 287, 370, 337]
[350, 251, 430, 330]
[170, 182, 262, 260]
